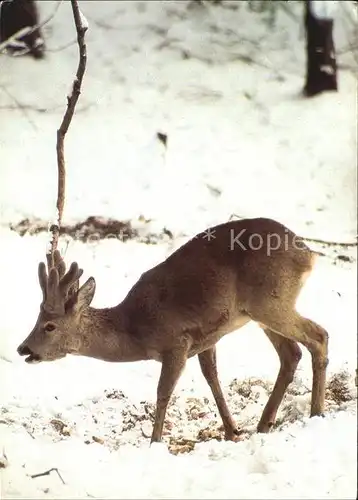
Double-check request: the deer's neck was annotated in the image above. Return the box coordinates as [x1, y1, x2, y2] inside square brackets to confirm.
[76, 306, 145, 363]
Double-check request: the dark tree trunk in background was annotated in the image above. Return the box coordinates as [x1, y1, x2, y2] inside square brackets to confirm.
[0, 0, 45, 59]
[303, 0, 338, 97]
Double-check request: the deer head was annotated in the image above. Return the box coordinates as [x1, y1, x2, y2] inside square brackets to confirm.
[17, 250, 96, 364]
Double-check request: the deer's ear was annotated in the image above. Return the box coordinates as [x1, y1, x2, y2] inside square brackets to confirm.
[75, 277, 96, 311]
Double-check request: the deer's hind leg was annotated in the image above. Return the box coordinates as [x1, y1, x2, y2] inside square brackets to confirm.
[250, 308, 328, 423]
[247, 258, 328, 424]
[257, 328, 302, 433]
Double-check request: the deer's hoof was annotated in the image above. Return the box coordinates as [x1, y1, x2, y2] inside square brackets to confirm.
[310, 412, 326, 419]
[257, 421, 274, 433]
[225, 428, 245, 442]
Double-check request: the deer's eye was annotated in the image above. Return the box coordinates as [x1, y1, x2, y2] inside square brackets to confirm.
[44, 323, 56, 333]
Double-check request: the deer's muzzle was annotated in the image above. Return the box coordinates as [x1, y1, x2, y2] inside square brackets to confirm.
[17, 344, 42, 364]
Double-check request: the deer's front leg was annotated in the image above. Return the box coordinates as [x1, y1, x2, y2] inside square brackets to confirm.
[198, 347, 240, 440]
[151, 343, 189, 443]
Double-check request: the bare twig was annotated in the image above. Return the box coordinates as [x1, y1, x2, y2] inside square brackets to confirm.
[0, 27, 32, 54]
[0, 0, 63, 55]
[0, 449, 8, 469]
[29, 0, 63, 33]
[0, 355, 12, 363]
[22, 423, 36, 440]
[47, 0, 88, 267]
[46, 39, 77, 53]
[228, 213, 357, 247]
[85, 16, 118, 31]
[0, 1, 78, 58]
[0, 102, 94, 114]
[10, 38, 78, 56]
[301, 235, 357, 247]
[30, 467, 65, 484]
[3, 38, 77, 56]
[0, 83, 37, 130]
[228, 212, 245, 221]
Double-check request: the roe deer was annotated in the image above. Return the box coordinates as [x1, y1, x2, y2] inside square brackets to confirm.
[17, 217, 328, 442]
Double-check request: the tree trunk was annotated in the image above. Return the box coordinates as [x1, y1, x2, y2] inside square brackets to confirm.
[303, 0, 338, 97]
[0, 0, 45, 59]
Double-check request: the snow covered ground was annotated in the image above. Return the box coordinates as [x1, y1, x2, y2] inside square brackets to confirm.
[0, 1, 357, 498]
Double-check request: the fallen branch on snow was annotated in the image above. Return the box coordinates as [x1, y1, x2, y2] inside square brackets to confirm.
[30, 467, 65, 484]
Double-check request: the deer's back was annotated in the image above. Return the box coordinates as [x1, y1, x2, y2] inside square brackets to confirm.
[120, 218, 314, 355]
